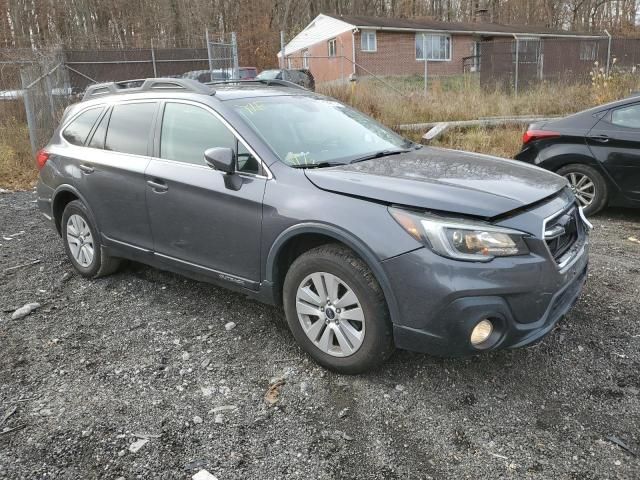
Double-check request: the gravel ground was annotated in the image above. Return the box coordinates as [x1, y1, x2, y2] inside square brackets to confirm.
[1, 190, 639, 480]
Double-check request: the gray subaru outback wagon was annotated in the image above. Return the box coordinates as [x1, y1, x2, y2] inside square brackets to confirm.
[36, 78, 591, 373]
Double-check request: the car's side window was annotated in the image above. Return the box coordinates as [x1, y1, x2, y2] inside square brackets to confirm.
[610, 104, 640, 129]
[160, 103, 235, 166]
[62, 107, 104, 146]
[87, 108, 111, 149]
[105, 102, 157, 156]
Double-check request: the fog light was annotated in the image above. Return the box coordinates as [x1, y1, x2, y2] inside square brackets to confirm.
[470, 319, 493, 346]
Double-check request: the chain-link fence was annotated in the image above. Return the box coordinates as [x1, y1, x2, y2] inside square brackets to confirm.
[284, 53, 479, 97]
[479, 36, 640, 93]
[206, 31, 238, 81]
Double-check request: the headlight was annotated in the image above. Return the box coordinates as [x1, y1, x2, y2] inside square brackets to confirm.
[389, 207, 530, 262]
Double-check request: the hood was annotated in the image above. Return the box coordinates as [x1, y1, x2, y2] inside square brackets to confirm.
[304, 147, 567, 218]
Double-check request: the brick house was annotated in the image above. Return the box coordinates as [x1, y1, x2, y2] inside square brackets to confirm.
[279, 14, 603, 84]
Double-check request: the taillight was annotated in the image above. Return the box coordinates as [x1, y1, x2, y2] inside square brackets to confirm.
[35, 149, 50, 170]
[522, 129, 561, 145]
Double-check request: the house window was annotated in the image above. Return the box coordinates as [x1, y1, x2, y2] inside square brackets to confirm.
[303, 49, 309, 68]
[361, 30, 377, 52]
[415, 33, 451, 61]
[580, 41, 598, 61]
[512, 38, 541, 64]
[328, 38, 337, 57]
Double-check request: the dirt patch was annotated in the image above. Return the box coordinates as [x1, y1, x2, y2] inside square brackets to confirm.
[1, 191, 639, 479]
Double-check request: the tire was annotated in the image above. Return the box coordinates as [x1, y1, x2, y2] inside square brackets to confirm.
[61, 200, 121, 278]
[557, 164, 608, 215]
[282, 243, 394, 374]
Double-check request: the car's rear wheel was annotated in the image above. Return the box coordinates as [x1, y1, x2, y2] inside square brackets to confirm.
[557, 164, 608, 215]
[61, 200, 121, 278]
[282, 244, 394, 374]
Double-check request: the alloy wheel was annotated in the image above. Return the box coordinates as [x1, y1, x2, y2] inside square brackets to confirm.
[564, 172, 595, 207]
[295, 272, 365, 357]
[66, 214, 95, 267]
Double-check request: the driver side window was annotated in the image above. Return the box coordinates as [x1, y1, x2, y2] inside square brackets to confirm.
[160, 103, 235, 165]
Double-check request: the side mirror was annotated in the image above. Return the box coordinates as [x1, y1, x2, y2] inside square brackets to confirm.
[204, 147, 235, 174]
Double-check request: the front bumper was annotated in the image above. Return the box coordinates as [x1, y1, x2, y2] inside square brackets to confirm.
[382, 202, 589, 357]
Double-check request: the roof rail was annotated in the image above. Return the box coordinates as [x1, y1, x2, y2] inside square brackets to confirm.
[207, 79, 308, 91]
[82, 78, 214, 101]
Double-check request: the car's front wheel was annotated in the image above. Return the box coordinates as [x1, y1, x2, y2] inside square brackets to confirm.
[557, 164, 608, 215]
[283, 244, 394, 374]
[61, 200, 121, 278]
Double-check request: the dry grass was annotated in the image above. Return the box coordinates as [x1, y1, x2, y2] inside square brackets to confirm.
[320, 80, 599, 127]
[427, 126, 526, 159]
[0, 102, 36, 190]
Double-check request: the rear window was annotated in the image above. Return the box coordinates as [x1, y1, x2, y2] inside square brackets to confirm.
[105, 102, 157, 156]
[62, 107, 103, 146]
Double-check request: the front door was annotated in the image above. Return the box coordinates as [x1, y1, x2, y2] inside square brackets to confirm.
[586, 102, 640, 202]
[145, 101, 267, 284]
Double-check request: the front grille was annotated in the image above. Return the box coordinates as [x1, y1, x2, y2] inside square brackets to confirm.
[544, 206, 581, 266]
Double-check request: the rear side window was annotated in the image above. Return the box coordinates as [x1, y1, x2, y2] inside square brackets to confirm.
[160, 103, 235, 165]
[62, 107, 103, 146]
[105, 102, 157, 155]
[610, 104, 640, 129]
[87, 108, 111, 149]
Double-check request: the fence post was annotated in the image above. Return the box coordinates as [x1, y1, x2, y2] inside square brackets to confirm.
[151, 39, 158, 77]
[513, 34, 520, 96]
[604, 29, 612, 75]
[423, 35, 428, 97]
[231, 32, 239, 80]
[20, 69, 38, 156]
[44, 71, 57, 123]
[206, 28, 214, 82]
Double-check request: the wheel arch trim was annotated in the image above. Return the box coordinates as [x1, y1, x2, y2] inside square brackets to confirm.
[264, 222, 401, 326]
[52, 184, 100, 234]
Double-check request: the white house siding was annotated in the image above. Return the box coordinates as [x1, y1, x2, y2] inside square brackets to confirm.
[279, 14, 354, 58]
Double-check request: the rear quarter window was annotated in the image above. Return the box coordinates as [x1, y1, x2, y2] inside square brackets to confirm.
[62, 107, 103, 146]
[105, 102, 157, 156]
[610, 104, 640, 129]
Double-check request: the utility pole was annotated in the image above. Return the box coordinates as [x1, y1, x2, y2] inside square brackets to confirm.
[280, 31, 286, 69]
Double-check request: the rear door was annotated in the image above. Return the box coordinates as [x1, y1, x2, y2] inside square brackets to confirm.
[145, 100, 267, 284]
[587, 102, 640, 202]
[80, 101, 158, 249]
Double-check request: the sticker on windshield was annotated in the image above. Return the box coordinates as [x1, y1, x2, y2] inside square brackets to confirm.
[286, 151, 312, 165]
[241, 102, 266, 115]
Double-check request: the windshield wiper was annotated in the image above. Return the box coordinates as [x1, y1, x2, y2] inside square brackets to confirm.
[349, 149, 410, 164]
[289, 161, 345, 169]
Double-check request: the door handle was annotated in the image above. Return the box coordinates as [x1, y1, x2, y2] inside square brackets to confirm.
[78, 164, 94, 174]
[147, 179, 168, 192]
[589, 134, 610, 143]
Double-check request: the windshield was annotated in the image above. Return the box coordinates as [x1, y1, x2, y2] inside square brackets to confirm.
[229, 96, 411, 166]
[256, 70, 281, 80]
